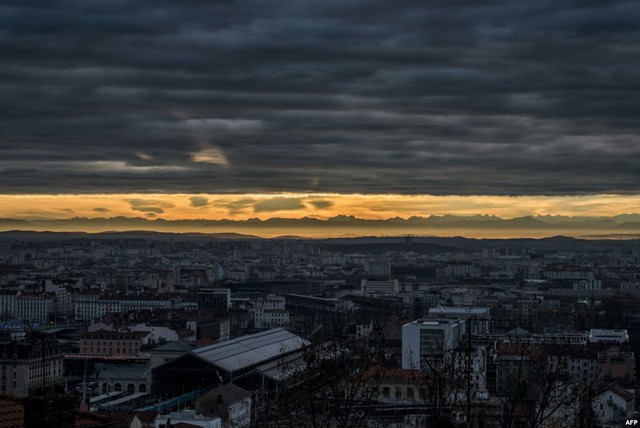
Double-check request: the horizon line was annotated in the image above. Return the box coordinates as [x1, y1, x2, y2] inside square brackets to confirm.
[4, 211, 640, 222]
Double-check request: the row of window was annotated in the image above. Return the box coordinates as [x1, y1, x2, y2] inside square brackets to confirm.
[103, 382, 147, 394]
[381, 385, 417, 400]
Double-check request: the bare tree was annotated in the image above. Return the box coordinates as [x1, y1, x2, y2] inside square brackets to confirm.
[494, 341, 599, 428]
[255, 322, 390, 428]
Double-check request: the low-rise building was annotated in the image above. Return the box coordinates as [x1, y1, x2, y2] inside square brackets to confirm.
[255, 309, 289, 329]
[593, 382, 634, 427]
[597, 347, 635, 384]
[195, 383, 252, 427]
[97, 363, 151, 395]
[155, 410, 221, 428]
[588, 329, 629, 344]
[150, 340, 195, 369]
[361, 279, 399, 296]
[80, 329, 147, 356]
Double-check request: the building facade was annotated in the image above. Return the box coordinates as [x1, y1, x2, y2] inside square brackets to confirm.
[401, 319, 465, 370]
[79, 330, 147, 356]
[0, 332, 64, 398]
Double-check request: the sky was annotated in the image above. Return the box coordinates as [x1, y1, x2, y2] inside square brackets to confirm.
[3, 194, 640, 222]
[2, 1, 640, 229]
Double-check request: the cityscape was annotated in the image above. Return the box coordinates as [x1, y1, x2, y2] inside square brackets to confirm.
[2, 0, 640, 427]
[1, 232, 639, 427]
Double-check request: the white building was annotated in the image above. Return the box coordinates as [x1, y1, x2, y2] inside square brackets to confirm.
[227, 269, 248, 283]
[361, 279, 399, 296]
[44, 280, 72, 314]
[442, 263, 481, 278]
[0, 291, 17, 319]
[129, 323, 179, 345]
[542, 268, 594, 281]
[593, 383, 634, 427]
[252, 294, 287, 328]
[117, 296, 172, 312]
[74, 295, 122, 321]
[620, 281, 640, 291]
[97, 363, 150, 395]
[0, 333, 64, 398]
[252, 294, 285, 311]
[402, 318, 465, 370]
[573, 279, 602, 291]
[15, 293, 56, 322]
[588, 329, 629, 343]
[256, 309, 289, 329]
[155, 410, 221, 428]
[74, 295, 171, 321]
[195, 383, 252, 428]
[452, 344, 490, 399]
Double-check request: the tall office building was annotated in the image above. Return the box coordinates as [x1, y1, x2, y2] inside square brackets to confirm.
[198, 288, 231, 316]
[401, 318, 465, 370]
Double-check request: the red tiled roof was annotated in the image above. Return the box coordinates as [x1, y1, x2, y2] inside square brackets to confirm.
[596, 382, 635, 401]
[0, 395, 112, 428]
[74, 410, 112, 428]
[65, 354, 150, 361]
[0, 394, 23, 428]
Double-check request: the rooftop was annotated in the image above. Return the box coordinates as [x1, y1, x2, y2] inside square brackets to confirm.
[190, 328, 309, 373]
[97, 364, 150, 381]
[428, 306, 490, 316]
[0, 394, 111, 428]
[151, 340, 195, 353]
[197, 383, 251, 407]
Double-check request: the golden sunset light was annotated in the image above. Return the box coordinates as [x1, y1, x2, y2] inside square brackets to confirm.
[2, 193, 640, 222]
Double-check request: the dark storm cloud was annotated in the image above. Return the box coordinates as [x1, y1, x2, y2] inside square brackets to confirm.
[2, 0, 640, 195]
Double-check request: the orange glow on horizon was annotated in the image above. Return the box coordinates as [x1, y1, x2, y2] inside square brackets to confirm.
[1, 193, 640, 222]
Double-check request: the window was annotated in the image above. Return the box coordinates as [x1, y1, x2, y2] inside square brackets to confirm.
[407, 387, 414, 399]
[382, 387, 390, 398]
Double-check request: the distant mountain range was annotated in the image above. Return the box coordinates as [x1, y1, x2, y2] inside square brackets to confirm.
[2, 214, 640, 237]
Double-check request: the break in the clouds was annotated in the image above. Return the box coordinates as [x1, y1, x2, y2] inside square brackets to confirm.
[1, 0, 640, 195]
[190, 145, 230, 167]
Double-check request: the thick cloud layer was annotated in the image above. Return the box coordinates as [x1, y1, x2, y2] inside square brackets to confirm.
[1, 0, 640, 195]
